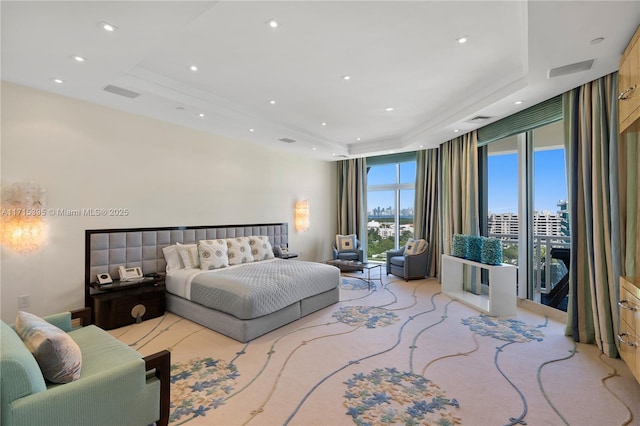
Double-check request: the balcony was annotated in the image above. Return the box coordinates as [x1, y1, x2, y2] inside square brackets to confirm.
[488, 233, 571, 311]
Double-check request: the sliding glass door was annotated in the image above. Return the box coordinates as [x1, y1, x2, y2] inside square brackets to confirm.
[482, 120, 569, 310]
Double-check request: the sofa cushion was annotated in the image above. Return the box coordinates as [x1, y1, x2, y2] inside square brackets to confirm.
[68, 325, 145, 381]
[14, 312, 82, 384]
[0, 320, 47, 404]
[405, 238, 428, 255]
[389, 256, 405, 267]
[336, 234, 357, 252]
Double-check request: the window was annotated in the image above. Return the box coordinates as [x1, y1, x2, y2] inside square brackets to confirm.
[367, 157, 416, 262]
[481, 120, 569, 311]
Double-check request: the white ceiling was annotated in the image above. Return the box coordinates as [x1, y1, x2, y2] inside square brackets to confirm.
[2, 1, 639, 161]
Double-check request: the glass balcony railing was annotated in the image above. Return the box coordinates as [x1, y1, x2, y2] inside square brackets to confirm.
[488, 233, 571, 310]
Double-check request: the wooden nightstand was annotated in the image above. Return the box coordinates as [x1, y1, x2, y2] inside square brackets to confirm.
[88, 276, 166, 330]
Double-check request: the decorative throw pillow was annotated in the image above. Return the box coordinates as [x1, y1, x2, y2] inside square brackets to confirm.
[248, 236, 275, 261]
[176, 242, 200, 269]
[198, 239, 229, 270]
[405, 238, 428, 255]
[162, 244, 184, 274]
[226, 237, 254, 265]
[15, 311, 82, 384]
[336, 234, 357, 252]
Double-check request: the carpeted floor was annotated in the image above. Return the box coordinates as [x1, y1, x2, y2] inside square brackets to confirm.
[109, 273, 640, 426]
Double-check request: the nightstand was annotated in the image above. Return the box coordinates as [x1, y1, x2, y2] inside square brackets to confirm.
[88, 276, 166, 330]
[278, 253, 298, 259]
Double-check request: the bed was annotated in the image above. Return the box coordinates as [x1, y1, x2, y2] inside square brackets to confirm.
[85, 223, 340, 342]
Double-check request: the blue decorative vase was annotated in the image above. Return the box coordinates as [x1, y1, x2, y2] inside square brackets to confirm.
[452, 234, 468, 258]
[467, 235, 483, 262]
[481, 237, 503, 265]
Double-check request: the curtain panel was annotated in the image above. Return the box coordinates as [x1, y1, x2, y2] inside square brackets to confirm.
[336, 158, 368, 259]
[562, 72, 634, 358]
[414, 149, 440, 277]
[438, 131, 480, 291]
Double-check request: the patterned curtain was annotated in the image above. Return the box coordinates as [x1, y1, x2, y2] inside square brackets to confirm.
[414, 149, 440, 277]
[337, 158, 368, 259]
[562, 72, 636, 358]
[438, 131, 480, 291]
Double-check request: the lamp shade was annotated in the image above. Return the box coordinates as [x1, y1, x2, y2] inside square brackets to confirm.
[294, 200, 309, 232]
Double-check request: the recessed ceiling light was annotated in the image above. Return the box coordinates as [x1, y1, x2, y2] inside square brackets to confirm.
[269, 100, 276, 105]
[385, 107, 395, 112]
[51, 78, 64, 84]
[356, 137, 361, 141]
[198, 113, 205, 118]
[312, 147, 317, 151]
[342, 75, 352, 80]
[419, 145, 424, 148]
[100, 21, 117, 32]
[453, 129, 460, 133]
[73, 55, 86, 62]
[267, 19, 278, 28]
[321, 122, 327, 126]
[514, 100, 523, 105]
[456, 36, 468, 44]
[249, 128, 255, 132]
[190, 65, 198, 72]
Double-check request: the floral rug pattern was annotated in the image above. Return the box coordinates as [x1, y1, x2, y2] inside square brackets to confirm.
[461, 315, 545, 343]
[343, 367, 461, 426]
[169, 357, 239, 423]
[332, 305, 400, 328]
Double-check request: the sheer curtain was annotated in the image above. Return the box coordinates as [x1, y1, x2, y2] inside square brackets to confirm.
[563, 72, 639, 357]
[438, 131, 480, 291]
[336, 158, 368, 259]
[414, 149, 440, 277]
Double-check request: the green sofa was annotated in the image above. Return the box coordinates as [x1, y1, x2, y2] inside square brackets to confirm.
[1, 309, 169, 426]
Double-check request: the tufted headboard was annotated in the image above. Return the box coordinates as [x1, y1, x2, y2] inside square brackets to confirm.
[84, 223, 289, 285]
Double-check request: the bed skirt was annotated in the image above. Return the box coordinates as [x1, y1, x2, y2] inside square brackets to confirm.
[166, 287, 339, 342]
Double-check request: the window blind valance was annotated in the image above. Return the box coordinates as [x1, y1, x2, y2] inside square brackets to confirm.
[477, 95, 562, 146]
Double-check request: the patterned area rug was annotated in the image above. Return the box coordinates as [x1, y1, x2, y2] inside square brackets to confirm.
[109, 275, 639, 425]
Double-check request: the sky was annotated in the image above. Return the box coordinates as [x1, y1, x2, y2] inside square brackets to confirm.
[488, 148, 567, 214]
[367, 148, 567, 215]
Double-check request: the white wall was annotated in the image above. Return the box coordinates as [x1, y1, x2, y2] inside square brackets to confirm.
[0, 82, 337, 322]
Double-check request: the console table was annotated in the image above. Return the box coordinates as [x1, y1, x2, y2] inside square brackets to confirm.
[441, 254, 517, 316]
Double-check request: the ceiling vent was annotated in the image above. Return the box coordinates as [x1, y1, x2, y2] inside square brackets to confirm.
[547, 59, 595, 78]
[466, 115, 492, 124]
[279, 138, 296, 143]
[103, 85, 140, 99]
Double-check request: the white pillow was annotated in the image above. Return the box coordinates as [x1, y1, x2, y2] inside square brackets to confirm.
[15, 311, 82, 384]
[198, 239, 229, 270]
[405, 238, 428, 255]
[162, 245, 184, 274]
[226, 237, 254, 265]
[248, 236, 275, 261]
[176, 242, 200, 269]
[336, 234, 357, 252]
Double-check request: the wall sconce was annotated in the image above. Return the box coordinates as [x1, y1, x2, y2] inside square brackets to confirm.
[294, 200, 309, 232]
[1, 182, 47, 253]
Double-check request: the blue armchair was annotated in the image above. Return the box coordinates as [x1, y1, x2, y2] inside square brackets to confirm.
[1, 309, 170, 426]
[332, 235, 364, 262]
[386, 239, 430, 281]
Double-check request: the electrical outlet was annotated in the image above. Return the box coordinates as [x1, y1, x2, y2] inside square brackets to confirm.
[18, 294, 30, 309]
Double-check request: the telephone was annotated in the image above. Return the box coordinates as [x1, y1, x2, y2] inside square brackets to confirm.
[118, 266, 143, 281]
